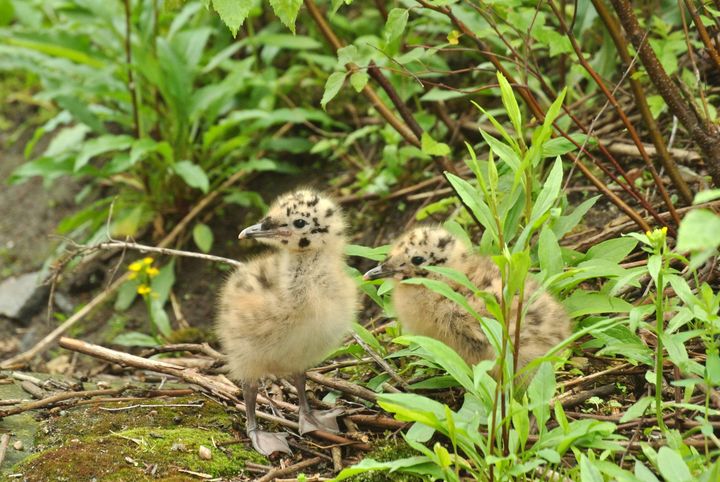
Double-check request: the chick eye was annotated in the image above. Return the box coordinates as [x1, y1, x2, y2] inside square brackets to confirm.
[293, 219, 307, 229]
[411, 256, 425, 266]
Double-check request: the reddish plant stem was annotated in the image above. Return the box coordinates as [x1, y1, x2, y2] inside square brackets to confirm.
[683, 0, 720, 73]
[591, 0, 693, 204]
[303, 0, 420, 148]
[548, 0, 680, 225]
[416, 0, 652, 231]
[610, 0, 720, 187]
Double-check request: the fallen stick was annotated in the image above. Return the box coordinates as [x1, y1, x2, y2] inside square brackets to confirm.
[0, 433, 9, 470]
[0, 168, 252, 369]
[255, 456, 324, 482]
[58, 337, 371, 451]
[306, 372, 378, 402]
[0, 387, 126, 418]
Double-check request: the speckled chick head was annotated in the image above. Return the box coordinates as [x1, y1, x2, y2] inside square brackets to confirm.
[239, 189, 346, 252]
[365, 227, 464, 280]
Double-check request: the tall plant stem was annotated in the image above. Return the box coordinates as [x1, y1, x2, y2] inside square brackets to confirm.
[414, 0, 654, 233]
[303, 0, 418, 149]
[610, 0, 720, 188]
[548, 0, 680, 224]
[591, 0, 693, 205]
[654, 261, 667, 430]
[122, 0, 141, 138]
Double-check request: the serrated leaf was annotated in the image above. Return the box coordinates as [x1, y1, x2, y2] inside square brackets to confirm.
[193, 223, 214, 253]
[421, 132, 450, 156]
[211, 0, 252, 37]
[321, 71, 346, 110]
[384, 8, 408, 44]
[172, 160, 209, 193]
[268, 0, 302, 33]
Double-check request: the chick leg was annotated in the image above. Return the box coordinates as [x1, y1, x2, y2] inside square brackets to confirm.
[292, 373, 343, 435]
[243, 380, 291, 456]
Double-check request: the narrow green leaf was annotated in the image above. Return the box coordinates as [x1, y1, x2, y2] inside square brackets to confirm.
[530, 157, 563, 224]
[496, 71, 522, 137]
[619, 396, 653, 423]
[677, 209, 720, 252]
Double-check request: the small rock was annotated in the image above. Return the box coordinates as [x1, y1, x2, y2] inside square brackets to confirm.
[171, 442, 187, 452]
[0, 271, 49, 324]
[13, 440, 23, 451]
[198, 445, 212, 460]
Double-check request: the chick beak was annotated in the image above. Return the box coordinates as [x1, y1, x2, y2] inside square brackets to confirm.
[238, 222, 272, 240]
[363, 264, 396, 281]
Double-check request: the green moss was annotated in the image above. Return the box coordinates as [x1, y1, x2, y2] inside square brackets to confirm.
[13, 396, 266, 481]
[345, 436, 424, 482]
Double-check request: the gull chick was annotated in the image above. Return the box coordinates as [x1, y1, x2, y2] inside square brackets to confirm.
[216, 189, 357, 455]
[364, 226, 570, 374]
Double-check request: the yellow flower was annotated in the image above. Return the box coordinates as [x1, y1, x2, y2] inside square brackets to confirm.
[661, 226, 668, 234]
[128, 272, 138, 280]
[143, 257, 154, 265]
[146, 267, 160, 278]
[645, 230, 652, 237]
[137, 284, 152, 295]
[447, 30, 460, 45]
[128, 261, 143, 272]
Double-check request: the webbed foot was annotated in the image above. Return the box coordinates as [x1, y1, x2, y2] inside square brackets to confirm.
[298, 408, 344, 435]
[248, 429, 291, 456]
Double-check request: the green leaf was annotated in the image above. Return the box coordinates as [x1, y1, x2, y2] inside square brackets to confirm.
[113, 331, 159, 347]
[656, 447, 693, 482]
[150, 298, 172, 338]
[172, 160, 209, 193]
[151, 261, 176, 306]
[677, 209, 720, 252]
[384, 8, 409, 44]
[480, 130, 520, 172]
[585, 237, 638, 263]
[394, 335, 474, 392]
[530, 157, 563, 224]
[345, 244, 389, 261]
[421, 133, 450, 157]
[321, 71, 346, 110]
[693, 189, 720, 204]
[350, 71, 369, 92]
[496, 71, 522, 137]
[527, 362, 555, 427]
[635, 461, 661, 482]
[211, 0, 252, 36]
[580, 455, 604, 482]
[563, 290, 633, 317]
[445, 173, 497, 242]
[193, 223, 214, 253]
[74, 135, 134, 171]
[334, 456, 440, 481]
[268, 0, 302, 33]
[115, 280, 139, 312]
[538, 225, 563, 279]
[620, 396, 653, 423]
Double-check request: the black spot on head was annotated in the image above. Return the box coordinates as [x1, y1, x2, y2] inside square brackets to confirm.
[299, 238, 310, 248]
[308, 195, 320, 207]
[312, 217, 319, 226]
[286, 207, 291, 216]
[325, 208, 334, 218]
[260, 218, 279, 230]
[311, 227, 329, 234]
[438, 236, 453, 249]
[281, 239, 289, 245]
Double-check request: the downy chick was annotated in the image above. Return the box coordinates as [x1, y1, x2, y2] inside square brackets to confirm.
[364, 226, 570, 375]
[216, 189, 357, 456]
